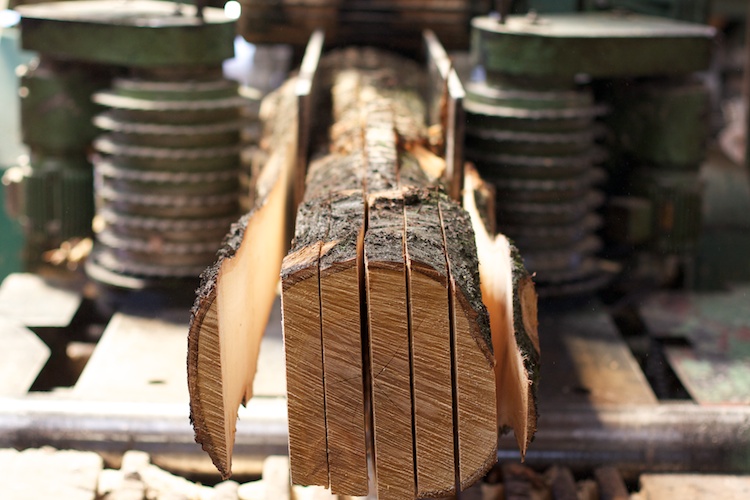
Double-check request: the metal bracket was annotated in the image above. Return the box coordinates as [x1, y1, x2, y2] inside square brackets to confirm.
[423, 29, 466, 202]
[294, 29, 325, 212]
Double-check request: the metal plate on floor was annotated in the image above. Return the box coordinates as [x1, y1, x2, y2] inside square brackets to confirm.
[0, 317, 50, 397]
[0, 273, 81, 328]
[640, 286, 750, 404]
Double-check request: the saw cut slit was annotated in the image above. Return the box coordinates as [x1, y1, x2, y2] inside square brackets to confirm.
[319, 191, 369, 495]
[438, 197, 498, 491]
[281, 196, 330, 488]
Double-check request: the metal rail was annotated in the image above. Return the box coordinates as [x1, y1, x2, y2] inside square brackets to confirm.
[3, 397, 750, 478]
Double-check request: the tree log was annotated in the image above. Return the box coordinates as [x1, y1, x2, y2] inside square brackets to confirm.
[188, 48, 539, 498]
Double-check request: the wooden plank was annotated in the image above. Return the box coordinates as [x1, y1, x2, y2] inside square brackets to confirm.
[0, 273, 81, 328]
[640, 287, 750, 405]
[404, 189, 455, 498]
[439, 199, 498, 491]
[73, 310, 190, 403]
[319, 192, 369, 496]
[639, 474, 750, 500]
[282, 199, 330, 488]
[0, 317, 50, 397]
[365, 192, 414, 500]
[538, 301, 657, 408]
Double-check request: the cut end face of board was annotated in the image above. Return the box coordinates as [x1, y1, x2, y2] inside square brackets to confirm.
[463, 166, 541, 458]
[187, 80, 297, 480]
[188, 291, 230, 478]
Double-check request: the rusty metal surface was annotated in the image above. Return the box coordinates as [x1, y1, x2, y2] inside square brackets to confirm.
[639, 285, 750, 404]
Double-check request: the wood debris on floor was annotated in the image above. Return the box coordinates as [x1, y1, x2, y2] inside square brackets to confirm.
[3, 448, 750, 499]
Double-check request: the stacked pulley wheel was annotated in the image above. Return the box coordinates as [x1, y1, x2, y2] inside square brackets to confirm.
[89, 75, 245, 280]
[464, 79, 608, 297]
[16, 0, 239, 286]
[467, 13, 714, 297]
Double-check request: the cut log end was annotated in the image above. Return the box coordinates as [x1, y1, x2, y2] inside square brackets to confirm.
[187, 293, 231, 479]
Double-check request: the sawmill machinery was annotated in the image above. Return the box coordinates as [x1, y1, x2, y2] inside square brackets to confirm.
[1, 0, 750, 495]
[5, 0, 255, 288]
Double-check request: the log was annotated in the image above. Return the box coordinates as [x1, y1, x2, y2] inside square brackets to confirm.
[320, 190, 369, 495]
[281, 196, 330, 487]
[463, 165, 540, 458]
[187, 79, 298, 478]
[188, 48, 540, 497]
[437, 196, 498, 490]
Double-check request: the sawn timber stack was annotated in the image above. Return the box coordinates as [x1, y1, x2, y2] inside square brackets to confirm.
[187, 47, 540, 499]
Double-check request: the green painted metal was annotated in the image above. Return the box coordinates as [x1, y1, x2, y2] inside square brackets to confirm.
[604, 196, 653, 245]
[631, 169, 702, 254]
[1, 28, 34, 280]
[583, 0, 710, 24]
[605, 81, 711, 168]
[471, 13, 714, 81]
[693, 149, 750, 289]
[20, 61, 108, 153]
[17, 1, 235, 67]
[640, 285, 750, 404]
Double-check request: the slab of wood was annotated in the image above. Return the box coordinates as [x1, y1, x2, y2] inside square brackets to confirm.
[188, 79, 299, 478]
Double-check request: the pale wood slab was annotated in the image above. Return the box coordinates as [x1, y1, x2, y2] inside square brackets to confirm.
[0, 448, 102, 500]
[74, 310, 190, 403]
[639, 474, 750, 500]
[0, 273, 81, 328]
[537, 302, 657, 408]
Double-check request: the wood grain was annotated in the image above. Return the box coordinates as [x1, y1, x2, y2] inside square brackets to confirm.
[403, 189, 455, 497]
[319, 192, 369, 496]
[438, 197, 498, 491]
[282, 199, 331, 487]
[365, 193, 414, 500]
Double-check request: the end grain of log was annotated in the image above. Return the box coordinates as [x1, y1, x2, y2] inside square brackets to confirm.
[438, 196, 498, 491]
[365, 192, 415, 500]
[403, 188, 455, 498]
[319, 192, 369, 496]
[282, 199, 332, 488]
